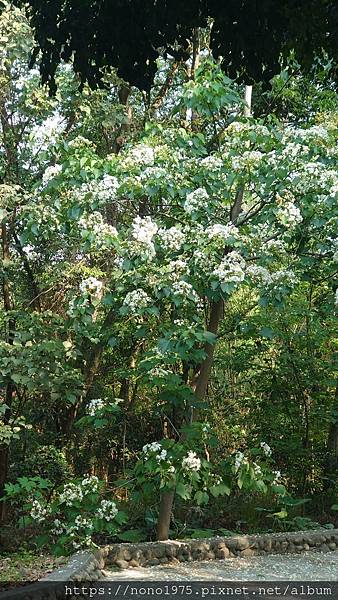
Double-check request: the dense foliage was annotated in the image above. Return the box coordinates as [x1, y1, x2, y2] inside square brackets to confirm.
[13, 0, 338, 91]
[0, 4, 337, 555]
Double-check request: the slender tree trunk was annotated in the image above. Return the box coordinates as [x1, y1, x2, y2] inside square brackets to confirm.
[324, 382, 338, 487]
[0, 221, 15, 521]
[157, 490, 175, 541]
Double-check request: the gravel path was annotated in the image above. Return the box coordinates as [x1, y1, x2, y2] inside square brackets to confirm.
[103, 551, 338, 581]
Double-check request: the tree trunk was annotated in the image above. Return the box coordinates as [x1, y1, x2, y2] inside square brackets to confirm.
[0, 221, 15, 521]
[324, 382, 338, 487]
[157, 490, 175, 541]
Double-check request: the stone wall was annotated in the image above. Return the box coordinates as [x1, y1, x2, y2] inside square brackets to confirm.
[104, 529, 338, 569]
[1, 529, 337, 598]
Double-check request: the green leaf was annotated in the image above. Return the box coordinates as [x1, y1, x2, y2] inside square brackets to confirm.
[117, 529, 146, 542]
[176, 482, 191, 500]
[210, 483, 231, 497]
[194, 490, 209, 505]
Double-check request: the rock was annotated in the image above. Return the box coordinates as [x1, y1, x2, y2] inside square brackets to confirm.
[235, 537, 250, 550]
[320, 544, 330, 552]
[122, 549, 132, 561]
[216, 547, 230, 559]
[153, 545, 166, 558]
[328, 542, 336, 550]
[115, 560, 129, 570]
[241, 548, 255, 558]
[147, 558, 160, 566]
[303, 544, 310, 551]
[129, 559, 140, 568]
[264, 539, 272, 552]
[165, 544, 177, 557]
[293, 536, 304, 545]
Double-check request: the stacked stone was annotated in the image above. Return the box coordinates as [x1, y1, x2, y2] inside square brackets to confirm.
[105, 529, 338, 569]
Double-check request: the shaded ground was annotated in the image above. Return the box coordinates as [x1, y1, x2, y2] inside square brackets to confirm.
[103, 551, 338, 581]
[0, 551, 66, 584]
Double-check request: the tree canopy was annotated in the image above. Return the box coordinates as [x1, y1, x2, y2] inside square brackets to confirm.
[12, 0, 338, 92]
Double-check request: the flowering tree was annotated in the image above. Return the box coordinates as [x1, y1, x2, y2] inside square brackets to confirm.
[0, 5, 337, 544]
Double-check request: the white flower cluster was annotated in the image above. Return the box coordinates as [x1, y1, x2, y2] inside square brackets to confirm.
[51, 518, 64, 535]
[171, 280, 200, 303]
[143, 441, 162, 456]
[74, 515, 94, 529]
[68, 135, 93, 148]
[123, 289, 151, 314]
[30, 499, 48, 522]
[72, 536, 92, 550]
[97, 499, 118, 521]
[127, 143, 155, 166]
[130, 216, 158, 259]
[58, 476, 99, 506]
[72, 175, 118, 206]
[233, 451, 249, 472]
[276, 202, 303, 228]
[142, 441, 168, 463]
[158, 227, 185, 251]
[42, 164, 62, 186]
[140, 166, 166, 181]
[246, 266, 296, 291]
[200, 155, 223, 170]
[272, 470, 282, 485]
[231, 150, 263, 171]
[79, 276, 103, 297]
[260, 442, 272, 457]
[184, 187, 209, 213]
[167, 259, 190, 280]
[78, 211, 117, 243]
[59, 483, 84, 506]
[212, 251, 245, 285]
[87, 398, 105, 416]
[182, 451, 201, 472]
[81, 475, 100, 493]
[205, 223, 240, 243]
[253, 463, 263, 476]
[246, 265, 272, 286]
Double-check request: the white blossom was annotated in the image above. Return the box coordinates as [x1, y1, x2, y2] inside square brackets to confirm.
[79, 277, 103, 297]
[260, 441, 272, 457]
[157, 227, 185, 251]
[123, 289, 152, 313]
[272, 470, 282, 485]
[182, 451, 201, 472]
[184, 187, 209, 213]
[143, 441, 162, 456]
[30, 499, 48, 522]
[87, 398, 105, 416]
[212, 251, 245, 285]
[97, 499, 118, 521]
[42, 164, 62, 186]
[205, 223, 239, 243]
[127, 143, 155, 166]
[276, 202, 303, 228]
[59, 483, 84, 506]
